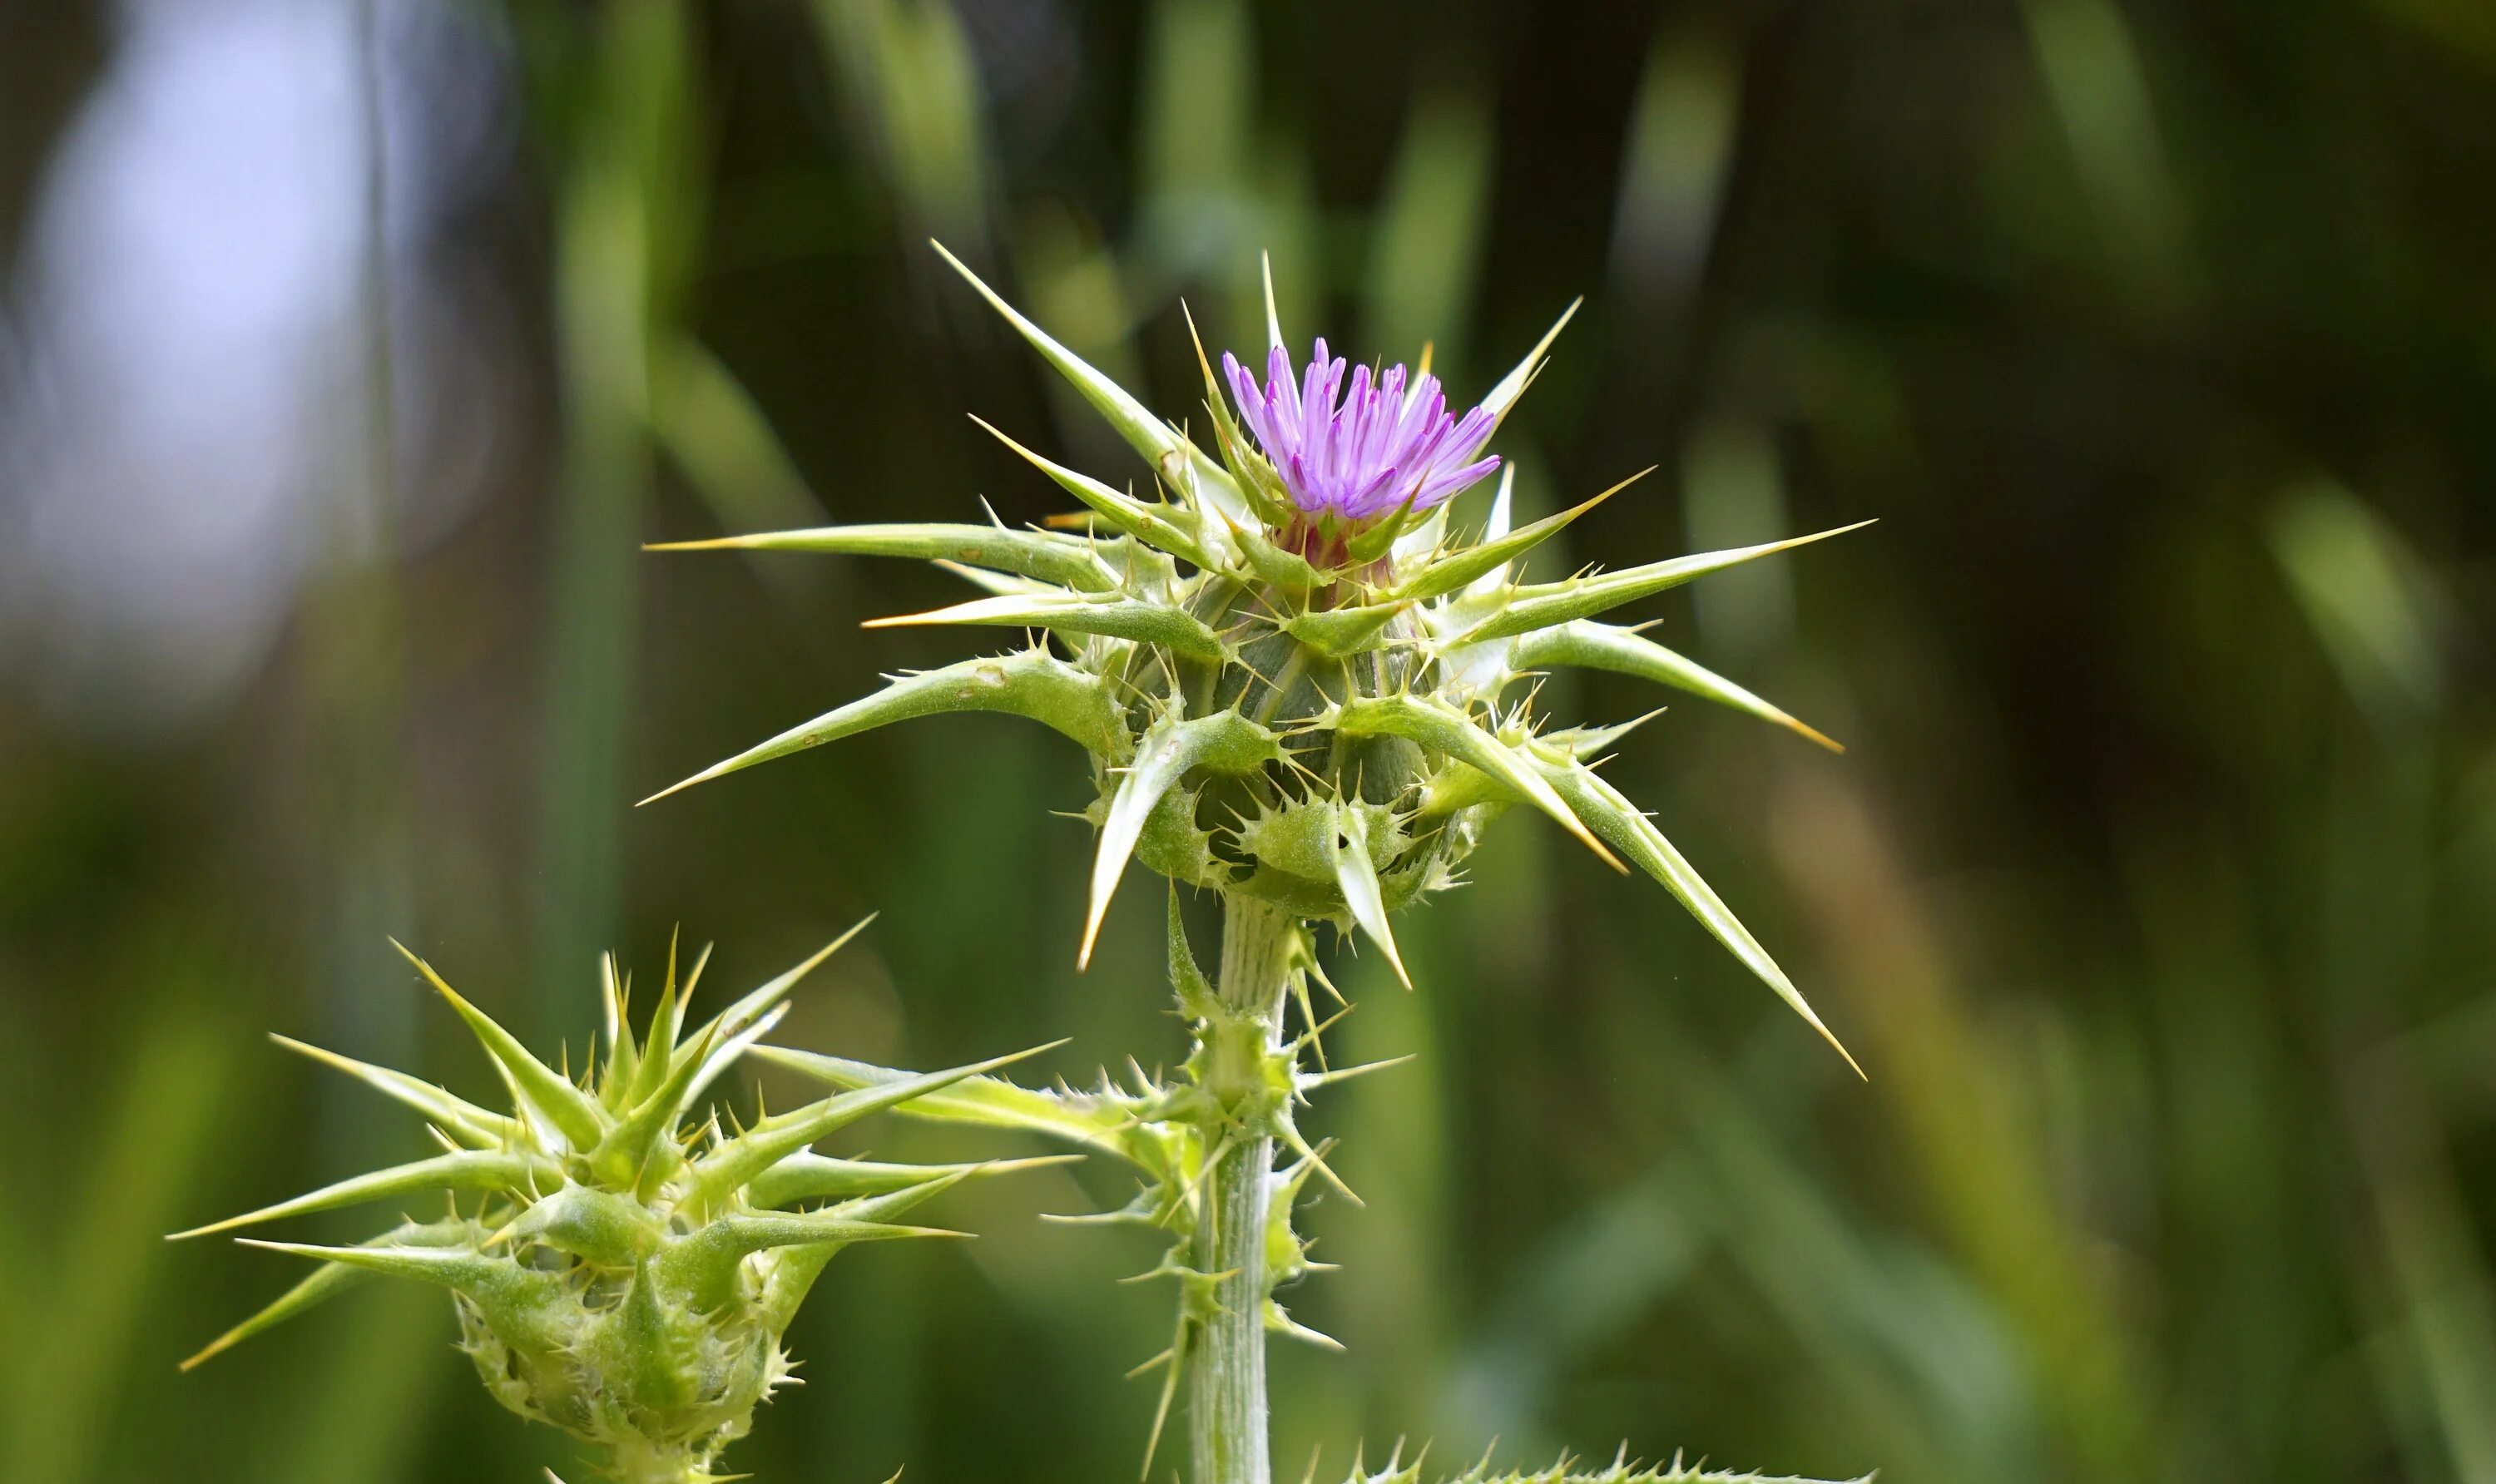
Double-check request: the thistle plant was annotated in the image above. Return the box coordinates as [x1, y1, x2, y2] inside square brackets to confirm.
[643, 248, 1870, 1484]
[175, 923, 1058, 1484]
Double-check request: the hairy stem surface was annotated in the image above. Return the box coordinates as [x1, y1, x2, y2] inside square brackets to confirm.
[1191, 896, 1296, 1484]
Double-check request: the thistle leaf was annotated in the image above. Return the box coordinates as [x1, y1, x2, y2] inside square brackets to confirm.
[745, 1152, 1076, 1210]
[587, 1023, 720, 1188]
[1085, 711, 1284, 964]
[1281, 602, 1409, 657]
[179, 1219, 466, 1370]
[640, 650, 1130, 804]
[393, 942, 609, 1151]
[599, 954, 637, 1101]
[1508, 621, 1841, 751]
[1328, 802, 1411, 989]
[1344, 492, 1432, 564]
[268, 1035, 513, 1150]
[1394, 468, 1650, 603]
[676, 922, 868, 1083]
[236, 1239, 572, 1352]
[677, 1001, 790, 1116]
[1458, 522, 1874, 643]
[867, 591, 1226, 661]
[1183, 301, 1295, 527]
[1329, 694, 1624, 873]
[1166, 891, 1218, 1021]
[498, 1185, 666, 1267]
[1533, 752, 1862, 1076]
[1261, 249, 1286, 354]
[932, 240, 1244, 520]
[171, 1150, 548, 1240]
[646, 521, 1117, 593]
[751, 1046, 1142, 1162]
[631, 937, 690, 1101]
[1213, 506, 1325, 588]
[657, 1212, 954, 1310]
[971, 416, 1220, 570]
[1267, 1297, 1345, 1350]
[685, 1042, 1063, 1211]
[1477, 297, 1582, 433]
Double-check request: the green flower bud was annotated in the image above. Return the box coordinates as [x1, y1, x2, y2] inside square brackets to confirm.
[176, 923, 1061, 1482]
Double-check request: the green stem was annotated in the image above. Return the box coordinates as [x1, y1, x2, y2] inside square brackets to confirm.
[1191, 896, 1297, 1484]
[604, 1441, 716, 1484]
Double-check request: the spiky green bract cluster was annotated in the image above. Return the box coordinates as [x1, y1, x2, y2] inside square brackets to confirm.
[176, 923, 1060, 1484]
[1338, 1445, 1872, 1484]
[753, 896, 1384, 1477]
[645, 245, 1862, 1071]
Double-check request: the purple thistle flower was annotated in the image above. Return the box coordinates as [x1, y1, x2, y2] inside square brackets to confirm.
[1222, 340, 1501, 522]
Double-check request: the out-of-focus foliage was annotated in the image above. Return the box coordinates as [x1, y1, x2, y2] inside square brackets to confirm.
[1, 2, 2492, 1482]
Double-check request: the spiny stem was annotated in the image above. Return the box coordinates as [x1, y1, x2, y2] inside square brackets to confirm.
[1191, 896, 1297, 1484]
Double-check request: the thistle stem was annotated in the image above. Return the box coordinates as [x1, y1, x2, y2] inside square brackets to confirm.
[1191, 895, 1297, 1484]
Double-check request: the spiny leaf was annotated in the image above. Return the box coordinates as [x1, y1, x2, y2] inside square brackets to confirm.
[746, 1152, 1076, 1210]
[394, 942, 608, 1151]
[600, 954, 638, 1101]
[1086, 710, 1285, 965]
[236, 1239, 572, 1351]
[1183, 300, 1295, 528]
[171, 1150, 547, 1240]
[497, 1184, 666, 1268]
[1394, 467, 1650, 603]
[932, 240, 1244, 521]
[1267, 1297, 1344, 1350]
[179, 1219, 467, 1370]
[1477, 297, 1582, 434]
[1459, 522, 1874, 643]
[640, 650, 1130, 804]
[1328, 694, 1624, 873]
[1508, 621, 1841, 751]
[1533, 749, 1862, 1077]
[938, 559, 1061, 597]
[657, 1213, 956, 1310]
[751, 1046, 1143, 1163]
[1344, 491, 1432, 564]
[627, 939, 688, 1105]
[1167, 890, 1218, 1021]
[1261, 248, 1286, 353]
[676, 922, 867, 1084]
[685, 1042, 1063, 1210]
[868, 591, 1226, 661]
[1328, 802, 1411, 989]
[1282, 601, 1409, 657]
[678, 1002, 791, 1115]
[972, 416, 1219, 569]
[1213, 505, 1325, 588]
[646, 521, 1117, 592]
[268, 1035, 513, 1150]
[587, 1022, 719, 1188]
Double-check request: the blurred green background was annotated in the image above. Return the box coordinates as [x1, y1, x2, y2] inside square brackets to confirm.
[2, 0, 2494, 1480]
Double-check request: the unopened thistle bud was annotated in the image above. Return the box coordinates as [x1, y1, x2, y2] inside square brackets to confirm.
[176, 922, 1059, 1484]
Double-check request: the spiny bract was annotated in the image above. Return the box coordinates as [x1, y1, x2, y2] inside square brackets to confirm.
[175, 921, 1058, 1484]
[646, 244, 1865, 1071]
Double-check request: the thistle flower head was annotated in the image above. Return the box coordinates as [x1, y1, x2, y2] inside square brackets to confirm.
[176, 923, 1057, 1483]
[646, 244, 1869, 1074]
[1221, 339, 1498, 525]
